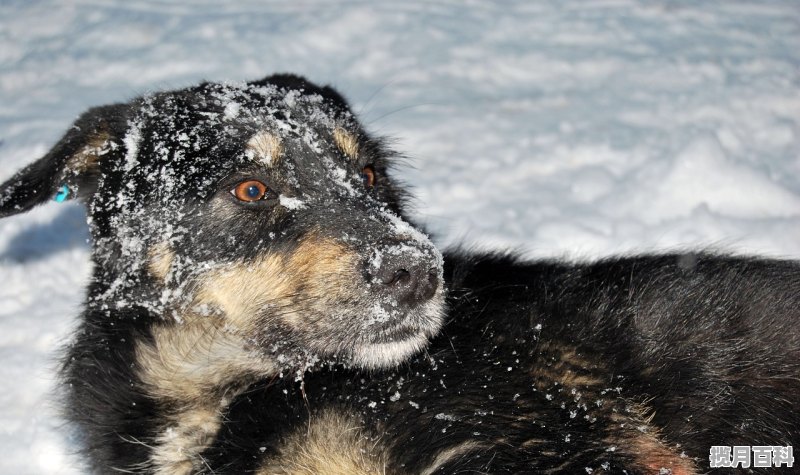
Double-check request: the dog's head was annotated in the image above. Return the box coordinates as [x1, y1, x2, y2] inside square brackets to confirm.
[0, 74, 445, 370]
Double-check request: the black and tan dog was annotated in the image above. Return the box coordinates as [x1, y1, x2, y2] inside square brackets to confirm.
[0, 75, 446, 473]
[1, 76, 798, 474]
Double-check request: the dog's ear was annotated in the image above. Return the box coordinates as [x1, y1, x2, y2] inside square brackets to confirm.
[0, 103, 130, 218]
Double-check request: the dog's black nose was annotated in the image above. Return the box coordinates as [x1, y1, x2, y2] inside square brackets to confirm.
[370, 252, 440, 305]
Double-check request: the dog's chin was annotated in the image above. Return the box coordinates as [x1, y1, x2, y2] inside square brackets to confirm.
[349, 331, 432, 370]
[348, 293, 446, 370]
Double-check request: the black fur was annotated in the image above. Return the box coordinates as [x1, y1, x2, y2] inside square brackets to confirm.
[1, 75, 798, 474]
[202, 253, 800, 474]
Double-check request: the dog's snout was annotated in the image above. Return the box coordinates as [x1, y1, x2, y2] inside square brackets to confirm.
[381, 268, 411, 286]
[369, 250, 440, 305]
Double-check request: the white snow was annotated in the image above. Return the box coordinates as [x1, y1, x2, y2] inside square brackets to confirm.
[223, 101, 241, 120]
[122, 119, 142, 172]
[1, 1, 799, 473]
[278, 194, 306, 210]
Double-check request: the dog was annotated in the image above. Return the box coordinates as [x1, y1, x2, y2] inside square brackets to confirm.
[1, 75, 798, 474]
[0, 74, 446, 473]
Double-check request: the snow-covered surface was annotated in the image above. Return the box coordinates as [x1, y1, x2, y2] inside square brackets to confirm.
[0, 1, 798, 472]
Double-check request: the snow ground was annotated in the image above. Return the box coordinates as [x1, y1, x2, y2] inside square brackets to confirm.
[0, 1, 798, 472]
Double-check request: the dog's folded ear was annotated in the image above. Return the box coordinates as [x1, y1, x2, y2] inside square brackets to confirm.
[0, 103, 130, 218]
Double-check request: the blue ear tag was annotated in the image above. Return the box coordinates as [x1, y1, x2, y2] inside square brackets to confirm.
[54, 184, 70, 203]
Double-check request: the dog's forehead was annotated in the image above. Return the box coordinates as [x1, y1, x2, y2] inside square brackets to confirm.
[122, 81, 362, 197]
[143, 81, 350, 153]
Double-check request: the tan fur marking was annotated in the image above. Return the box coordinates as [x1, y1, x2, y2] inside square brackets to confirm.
[147, 242, 175, 281]
[65, 131, 114, 172]
[257, 409, 387, 475]
[247, 131, 283, 165]
[282, 235, 361, 323]
[195, 252, 288, 329]
[520, 438, 549, 448]
[533, 345, 606, 391]
[629, 435, 697, 475]
[194, 234, 358, 331]
[137, 318, 276, 474]
[151, 406, 221, 475]
[528, 342, 695, 473]
[136, 318, 273, 402]
[334, 127, 359, 160]
[419, 441, 485, 475]
[606, 404, 698, 475]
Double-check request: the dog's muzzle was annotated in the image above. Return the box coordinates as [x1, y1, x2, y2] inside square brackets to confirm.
[366, 242, 441, 307]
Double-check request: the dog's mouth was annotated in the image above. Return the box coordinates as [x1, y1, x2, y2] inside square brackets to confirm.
[347, 282, 445, 369]
[349, 330, 432, 370]
[367, 293, 444, 341]
[375, 324, 422, 343]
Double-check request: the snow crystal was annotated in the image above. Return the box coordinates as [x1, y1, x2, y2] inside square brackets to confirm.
[326, 161, 358, 196]
[278, 195, 306, 210]
[122, 119, 142, 172]
[283, 89, 300, 108]
[366, 301, 391, 325]
[434, 413, 457, 421]
[223, 102, 241, 120]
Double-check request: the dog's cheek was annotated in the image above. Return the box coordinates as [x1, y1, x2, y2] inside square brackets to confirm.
[270, 237, 368, 352]
[190, 235, 365, 352]
[192, 253, 292, 333]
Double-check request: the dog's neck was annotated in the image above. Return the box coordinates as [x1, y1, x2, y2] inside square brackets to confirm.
[135, 317, 276, 404]
[131, 315, 278, 474]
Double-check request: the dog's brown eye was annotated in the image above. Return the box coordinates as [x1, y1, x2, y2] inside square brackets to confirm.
[232, 180, 268, 202]
[361, 166, 376, 189]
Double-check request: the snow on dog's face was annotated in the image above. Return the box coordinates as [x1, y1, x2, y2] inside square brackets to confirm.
[0, 75, 445, 371]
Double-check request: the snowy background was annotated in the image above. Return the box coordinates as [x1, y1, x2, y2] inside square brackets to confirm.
[1, 1, 798, 472]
